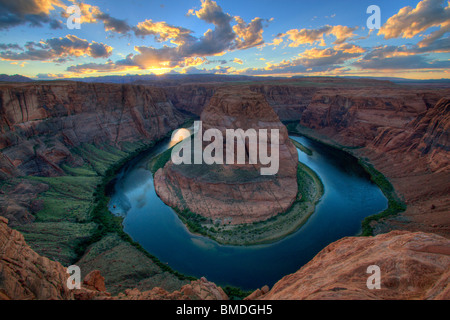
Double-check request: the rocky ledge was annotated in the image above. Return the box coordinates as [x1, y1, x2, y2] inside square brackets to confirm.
[251, 230, 450, 300]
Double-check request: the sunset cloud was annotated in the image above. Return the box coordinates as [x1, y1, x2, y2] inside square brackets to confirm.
[66, 0, 267, 74]
[61, 1, 131, 34]
[1, 0, 448, 79]
[378, 0, 450, 40]
[275, 25, 358, 47]
[0, 35, 112, 62]
[0, 0, 64, 29]
[238, 44, 364, 75]
[133, 20, 194, 45]
[233, 17, 265, 49]
[353, 43, 450, 70]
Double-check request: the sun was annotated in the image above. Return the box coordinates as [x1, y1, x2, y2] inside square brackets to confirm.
[169, 128, 191, 147]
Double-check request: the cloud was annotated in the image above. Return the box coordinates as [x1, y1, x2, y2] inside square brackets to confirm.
[133, 19, 194, 45]
[238, 44, 364, 75]
[233, 17, 265, 49]
[233, 58, 243, 64]
[353, 54, 450, 70]
[66, 0, 267, 74]
[274, 25, 358, 47]
[0, 35, 112, 62]
[416, 35, 450, 53]
[61, 1, 131, 34]
[35, 73, 65, 79]
[353, 43, 450, 70]
[0, 43, 23, 51]
[66, 59, 137, 73]
[0, 0, 65, 29]
[179, 65, 232, 74]
[379, 0, 450, 40]
[94, 12, 131, 34]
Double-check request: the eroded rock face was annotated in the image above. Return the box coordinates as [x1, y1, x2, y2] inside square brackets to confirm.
[154, 87, 298, 225]
[0, 82, 184, 179]
[254, 231, 450, 300]
[0, 216, 72, 300]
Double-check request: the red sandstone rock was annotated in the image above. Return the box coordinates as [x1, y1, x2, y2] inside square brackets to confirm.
[0, 216, 72, 300]
[83, 270, 106, 292]
[254, 231, 450, 300]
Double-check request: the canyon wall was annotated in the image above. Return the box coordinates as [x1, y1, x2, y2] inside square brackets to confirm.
[0, 81, 184, 179]
[297, 93, 449, 236]
[0, 79, 448, 300]
[1, 80, 447, 232]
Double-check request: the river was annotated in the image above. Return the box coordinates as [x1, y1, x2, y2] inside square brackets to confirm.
[108, 134, 387, 290]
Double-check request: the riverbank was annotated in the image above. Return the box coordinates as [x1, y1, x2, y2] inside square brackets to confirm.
[285, 122, 406, 236]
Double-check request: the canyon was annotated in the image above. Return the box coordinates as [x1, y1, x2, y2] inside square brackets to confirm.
[0, 77, 449, 300]
[164, 78, 450, 237]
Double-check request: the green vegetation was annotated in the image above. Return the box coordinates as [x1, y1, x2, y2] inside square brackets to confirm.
[174, 208, 211, 238]
[148, 145, 175, 174]
[16, 141, 150, 265]
[223, 286, 254, 300]
[291, 138, 313, 156]
[86, 146, 196, 281]
[359, 161, 406, 236]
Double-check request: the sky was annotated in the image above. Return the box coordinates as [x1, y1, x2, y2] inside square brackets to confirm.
[0, 0, 449, 80]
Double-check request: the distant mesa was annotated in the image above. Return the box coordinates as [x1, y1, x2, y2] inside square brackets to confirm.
[0, 74, 33, 82]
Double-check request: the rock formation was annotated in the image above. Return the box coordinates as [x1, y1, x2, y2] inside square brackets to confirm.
[251, 231, 450, 300]
[297, 93, 449, 236]
[1, 79, 448, 233]
[0, 216, 73, 299]
[0, 216, 228, 300]
[154, 87, 299, 224]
